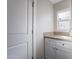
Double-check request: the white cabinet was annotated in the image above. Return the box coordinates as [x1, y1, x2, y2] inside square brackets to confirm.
[45, 38, 72, 59]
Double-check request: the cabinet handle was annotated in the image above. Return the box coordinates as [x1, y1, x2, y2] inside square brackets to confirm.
[62, 44, 64, 46]
[56, 48, 58, 50]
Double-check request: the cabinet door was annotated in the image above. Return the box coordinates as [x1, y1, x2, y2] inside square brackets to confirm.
[45, 46, 55, 59]
[45, 38, 55, 59]
[56, 49, 72, 59]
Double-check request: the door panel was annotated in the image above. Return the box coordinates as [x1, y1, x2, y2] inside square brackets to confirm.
[7, 43, 28, 59]
[7, 34, 28, 47]
[7, 0, 28, 33]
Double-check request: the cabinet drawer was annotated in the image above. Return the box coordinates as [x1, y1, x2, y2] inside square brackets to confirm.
[45, 38, 56, 48]
[56, 40, 72, 49]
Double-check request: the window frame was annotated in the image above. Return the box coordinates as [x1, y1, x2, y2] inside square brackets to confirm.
[56, 8, 72, 32]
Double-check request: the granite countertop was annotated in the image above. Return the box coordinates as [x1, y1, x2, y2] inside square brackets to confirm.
[44, 32, 72, 42]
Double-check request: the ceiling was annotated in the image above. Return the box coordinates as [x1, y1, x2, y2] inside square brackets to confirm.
[49, 0, 63, 4]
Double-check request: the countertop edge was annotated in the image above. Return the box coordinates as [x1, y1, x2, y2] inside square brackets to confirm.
[44, 36, 72, 42]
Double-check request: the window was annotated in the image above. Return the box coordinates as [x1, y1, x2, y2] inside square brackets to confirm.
[57, 8, 72, 32]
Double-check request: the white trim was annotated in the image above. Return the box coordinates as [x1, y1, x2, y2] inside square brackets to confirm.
[33, 0, 36, 59]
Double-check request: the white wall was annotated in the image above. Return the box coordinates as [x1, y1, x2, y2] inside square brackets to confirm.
[34, 0, 54, 59]
[53, 0, 72, 32]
